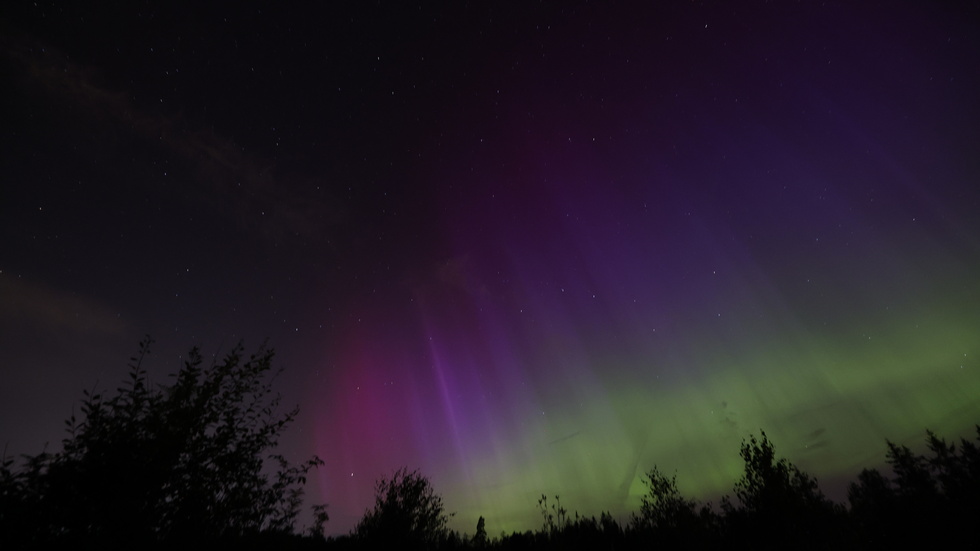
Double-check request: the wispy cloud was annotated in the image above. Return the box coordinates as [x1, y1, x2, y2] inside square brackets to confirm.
[1, 28, 346, 244]
[0, 274, 128, 335]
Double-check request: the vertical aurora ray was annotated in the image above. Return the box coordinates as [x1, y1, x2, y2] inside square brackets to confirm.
[307, 3, 980, 535]
[3, 0, 978, 542]
[313, 159, 980, 533]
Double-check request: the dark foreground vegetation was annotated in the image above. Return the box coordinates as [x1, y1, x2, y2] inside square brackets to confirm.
[2, 339, 978, 549]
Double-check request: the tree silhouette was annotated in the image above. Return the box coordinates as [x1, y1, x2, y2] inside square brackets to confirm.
[628, 467, 716, 549]
[630, 467, 701, 531]
[355, 468, 452, 550]
[0, 337, 325, 548]
[473, 515, 488, 548]
[721, 431, 840, 549]
[848, 426, 980, 547]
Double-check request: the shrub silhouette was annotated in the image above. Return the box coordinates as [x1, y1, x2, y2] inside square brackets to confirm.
[355, 468, 452, 550]
[537, 494, 568, 535]
[0, 337, 325, 547]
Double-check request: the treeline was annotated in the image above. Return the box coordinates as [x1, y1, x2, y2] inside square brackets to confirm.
[2, 340, 978, 549]
[327, 426, 980, 551]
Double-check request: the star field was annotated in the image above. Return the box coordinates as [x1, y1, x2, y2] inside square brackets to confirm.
[2, 1, 979, 536]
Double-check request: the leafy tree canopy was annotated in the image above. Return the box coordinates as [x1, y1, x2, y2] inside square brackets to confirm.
[630, 466, 709, 533]
[847, 426, 980, 546]
[355, 468, 453, 550]
[0, 337, 325, 548]
[719, 431, 842, 550]
[724, 431, 833, 517]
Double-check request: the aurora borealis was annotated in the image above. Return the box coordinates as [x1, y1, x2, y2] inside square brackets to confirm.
[2, 1, 979, 537]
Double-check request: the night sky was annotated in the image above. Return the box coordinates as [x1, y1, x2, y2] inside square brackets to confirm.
[2, 0, 980, 537]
